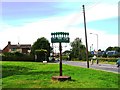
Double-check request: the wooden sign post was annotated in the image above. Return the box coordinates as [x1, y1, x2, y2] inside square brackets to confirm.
[51, 32, 71, 81]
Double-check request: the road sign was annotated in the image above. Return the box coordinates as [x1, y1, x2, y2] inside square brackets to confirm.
[51, 32, 69, 43]
[51, 32, 70, 77]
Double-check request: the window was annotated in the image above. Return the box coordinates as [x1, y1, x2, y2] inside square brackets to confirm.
[12, 48, 16, 51]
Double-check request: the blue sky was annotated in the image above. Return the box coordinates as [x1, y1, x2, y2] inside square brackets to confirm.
[80, 17, 118, 34]
[2, 2, 82, 25]
[0, 0, 119, 51]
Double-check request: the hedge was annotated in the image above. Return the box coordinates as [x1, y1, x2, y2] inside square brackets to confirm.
[98, 58, 118, 62]
[2, 52, 34, 62]
[2, 55, 34, 62]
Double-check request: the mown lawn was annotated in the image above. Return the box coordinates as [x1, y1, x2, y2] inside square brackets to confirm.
[1, 61, 119, 88]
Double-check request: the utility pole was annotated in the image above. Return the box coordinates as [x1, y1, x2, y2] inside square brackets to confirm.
[83, 5, 89, 68]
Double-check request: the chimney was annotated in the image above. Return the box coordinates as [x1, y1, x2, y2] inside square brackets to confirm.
[8, 41, 11, 45]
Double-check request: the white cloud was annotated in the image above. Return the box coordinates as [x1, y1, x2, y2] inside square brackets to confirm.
[67, 3, 118, 26]
[86, 3, 118, 20]
[0, 16, 73, 49]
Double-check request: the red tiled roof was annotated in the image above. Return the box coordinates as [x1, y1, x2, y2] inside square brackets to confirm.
[10, 44, 31, 49]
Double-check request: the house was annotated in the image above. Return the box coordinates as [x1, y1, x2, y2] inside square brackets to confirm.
[2, 41, 31, 54]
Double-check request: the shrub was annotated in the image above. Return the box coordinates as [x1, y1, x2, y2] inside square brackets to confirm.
[98, 58, 118, 62]
[107, 54, 120, 58]
[2, 55, 34, 62]
[2, 52, 34, 61]
[102, 53, 107, 58]
[35, 49, 48, 62]
[62, 55, 68, 60]
[14, 52, 24, 57]
[72, 58, 80, 61]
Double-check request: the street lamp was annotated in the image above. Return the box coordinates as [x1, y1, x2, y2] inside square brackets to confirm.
[90, 33, 99, 64]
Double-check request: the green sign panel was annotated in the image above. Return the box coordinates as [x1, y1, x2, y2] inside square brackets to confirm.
[51, 32, 70, 43]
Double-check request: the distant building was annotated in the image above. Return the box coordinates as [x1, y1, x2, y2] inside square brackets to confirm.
[2, 41, 31, 54]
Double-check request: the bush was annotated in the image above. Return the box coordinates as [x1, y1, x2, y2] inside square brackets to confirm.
[62, 55, 68, 60]
[102, 53, 107, 58]
[71, 58, 80, 61]
[35, 49, 48, 62]
[98, 58, 118, 62]
[107, 54, 120, 58]
[14, 52, 24, 57]
[2, 52, 34, 62]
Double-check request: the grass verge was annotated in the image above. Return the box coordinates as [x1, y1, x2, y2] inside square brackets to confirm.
[1, 61, 119, 88]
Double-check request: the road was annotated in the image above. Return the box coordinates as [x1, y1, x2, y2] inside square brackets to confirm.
[60, 60, 120, 74]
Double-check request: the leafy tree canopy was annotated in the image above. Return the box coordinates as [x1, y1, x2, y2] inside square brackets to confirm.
[70, 38, 86, 60]
[106, 46, 120, 52]
[31, 37, 50, 56]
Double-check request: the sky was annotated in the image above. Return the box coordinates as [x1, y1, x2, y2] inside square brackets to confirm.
[0, 0, 119, 52]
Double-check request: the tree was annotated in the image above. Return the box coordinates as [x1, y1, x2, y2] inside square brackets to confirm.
[106, 46, 120, 52]
[106, 46, 113, 51]
[105, 46, 120, 58]
[113, 47, 120, 52]
[31, 37, 50, 59]
[70, 38, 86, 60]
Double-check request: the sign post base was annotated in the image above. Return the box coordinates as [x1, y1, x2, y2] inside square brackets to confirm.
[52, 76, 71, 81]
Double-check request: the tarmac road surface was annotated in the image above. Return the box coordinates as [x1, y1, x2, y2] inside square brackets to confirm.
[61, 60, 120, 74]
